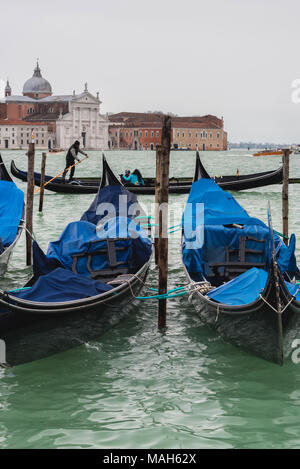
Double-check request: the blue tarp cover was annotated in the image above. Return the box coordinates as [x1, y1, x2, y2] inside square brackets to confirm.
[47, 217, 152, 277]
[182, 179, 298, 277]
[207, 267, 268, 305]
[81, 185, 140, 225]
[207, 267, 300, 306]
[0, 180, 24, 247]
[13, 267, 113, 303]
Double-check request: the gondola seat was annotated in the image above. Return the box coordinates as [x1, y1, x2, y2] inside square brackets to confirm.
[71, 238, 130, 283]
[209, 235, 267, 280]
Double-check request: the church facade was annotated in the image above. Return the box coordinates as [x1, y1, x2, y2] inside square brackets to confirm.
[0, 62, 109, 150]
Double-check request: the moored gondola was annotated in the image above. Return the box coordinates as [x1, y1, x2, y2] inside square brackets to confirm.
[181, 155, 300, 364]
[0, 155, 25, 276]
[11, 152, 283, 195]
[0, 156, 152, 366]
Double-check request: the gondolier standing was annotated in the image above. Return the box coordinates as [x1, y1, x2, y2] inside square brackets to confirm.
[62, 140, 88, 183]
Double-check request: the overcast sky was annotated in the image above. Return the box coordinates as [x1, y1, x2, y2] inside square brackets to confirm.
[1, 0, 300, 143]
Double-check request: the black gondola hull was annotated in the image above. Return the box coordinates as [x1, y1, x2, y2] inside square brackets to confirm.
[11, 160, 284, 195]
[0, 261, 150, 367]
[185, 263, 300, 364]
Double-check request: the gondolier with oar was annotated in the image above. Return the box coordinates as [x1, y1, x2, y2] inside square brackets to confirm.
[62, 140, 88, 183]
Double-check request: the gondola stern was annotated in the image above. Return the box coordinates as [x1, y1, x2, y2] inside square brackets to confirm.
[100, 154, 122, 189]
[194, 151, 211, 182]
[0, 154, 13, 182]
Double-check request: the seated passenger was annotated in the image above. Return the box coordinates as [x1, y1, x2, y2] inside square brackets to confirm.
[121, 169, 144, 186]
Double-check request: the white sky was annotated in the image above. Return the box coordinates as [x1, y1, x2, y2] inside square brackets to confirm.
[1, 0, 300, 143]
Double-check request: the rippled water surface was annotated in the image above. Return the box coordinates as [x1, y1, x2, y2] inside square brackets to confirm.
[1, 149, 300, 449]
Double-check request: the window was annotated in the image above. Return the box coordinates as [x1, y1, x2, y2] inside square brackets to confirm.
[145, 131, 148, 137]
[217, 133, 220, 138]
[21, 139, 23, 145]
[130, 132, 132, 137]
[210, 133, 212, 138]
[140, 131, 142, 137]
[12, 133, 14, 137]
[12, 139, 14, 144]
[134, 130, 138, 137]
[189, 132, 192, 137]
[151, 131, 154, 137]
[177, 132, 180, 137]
[195, 132, 198, 138]
[21, 133, 23, 137]
[182, 132, 185, 137]
[27, 140, 29, 144]
[126, 132, 128, 137]
[156, 131, 159, 137]
[42, 140, 44, 144]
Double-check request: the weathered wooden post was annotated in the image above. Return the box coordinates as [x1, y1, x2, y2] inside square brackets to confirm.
[282, 148, 291, 246]
[26, 143, 35, 265]
[154, 145, 162, 265]
[38, 152, 47, 213]
[157, 115, 171, 328]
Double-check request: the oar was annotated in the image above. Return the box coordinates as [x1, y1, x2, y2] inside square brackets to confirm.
[34, 156, 88, 194]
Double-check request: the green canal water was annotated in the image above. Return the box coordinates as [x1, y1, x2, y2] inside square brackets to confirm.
[1, 149, 300, 449]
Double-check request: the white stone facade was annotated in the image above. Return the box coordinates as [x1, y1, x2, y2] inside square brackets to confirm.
[56, 91, 109, 150]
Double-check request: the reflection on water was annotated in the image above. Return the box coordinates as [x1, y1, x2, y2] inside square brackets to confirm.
[1, 150, 300, 449]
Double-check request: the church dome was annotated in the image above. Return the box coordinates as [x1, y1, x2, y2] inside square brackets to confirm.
[23, 62, 52, 96]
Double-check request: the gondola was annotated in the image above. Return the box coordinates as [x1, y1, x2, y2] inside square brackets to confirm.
[0, 155, 25, 276]
[0, 156, 152, 367]
[182, 155, 300, 365]
[10, 153, 283, 195]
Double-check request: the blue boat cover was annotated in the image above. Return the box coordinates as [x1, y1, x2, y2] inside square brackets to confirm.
[0, 180, 24, 247]
[182, 179, 297, 278]
[207, 268, 268, 305]
[13, 267, 113, 303]
[46, 217, 152, 277]
[207, 267, 300, 306]
[81, 185, 140, 225]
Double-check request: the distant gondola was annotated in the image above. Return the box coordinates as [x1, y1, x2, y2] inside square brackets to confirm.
[0, 155, 25, 276]
[181, 154, 300, 365]
[0, 156, 152, 367]
[11, 152, 283, 195]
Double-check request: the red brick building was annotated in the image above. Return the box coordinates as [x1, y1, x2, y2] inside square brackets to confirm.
[108, 112, 227, 150]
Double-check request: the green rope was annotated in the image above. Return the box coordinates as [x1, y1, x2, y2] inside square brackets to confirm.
[136, 291, 188, 300]
[274, 229, 289, 240]
[134, 216, 154, 220]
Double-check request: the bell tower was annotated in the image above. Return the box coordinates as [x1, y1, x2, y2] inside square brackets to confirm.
[5, 80, 11, 97]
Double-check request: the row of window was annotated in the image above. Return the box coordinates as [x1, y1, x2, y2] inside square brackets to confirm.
[0, 139, 46, 145]
[176, 131, 220, 139]
[27, 108, 54, 114]
[114, 130, 221, 139]
[0, 128, 45, 132]
[119, 130, 161, 138]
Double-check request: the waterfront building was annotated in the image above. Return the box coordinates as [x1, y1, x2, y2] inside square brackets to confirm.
[0, 62, 109, 150]
[108, 112, 227, 150]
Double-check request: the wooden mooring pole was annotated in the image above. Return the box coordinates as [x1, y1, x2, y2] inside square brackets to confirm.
[38, 152, 47, 213]
[26, 143, 35, 265]
[154, 146, 162, 265]
[157, 115, 171, 328]
[282, 148, 291, 246]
